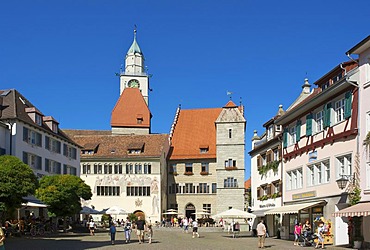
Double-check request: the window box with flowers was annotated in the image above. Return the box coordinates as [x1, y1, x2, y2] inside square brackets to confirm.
[184, 172, 194, 176]
[200, 171, 209, 175]
[225, 166, 238, 171]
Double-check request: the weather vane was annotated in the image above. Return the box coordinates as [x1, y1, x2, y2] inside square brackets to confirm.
[227, 90, 233, 100]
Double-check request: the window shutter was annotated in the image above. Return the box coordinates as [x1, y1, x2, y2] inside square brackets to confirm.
[306, 114, 313, 136]
[45, 136, 50, 150]
[283, 128, 288, 148]
[257, 187, 261, 199]
[257, 155, 261, 167]
[36, 156, 42, 170]
[23, 127, 28, 142]
[63, 144, 68, 156]
[323, 103, 332, 128]
[296, 120, 301, 142]
[344, 91, 352, 119]
[23, 152, 28, 164]
[45, 159, 49, 172]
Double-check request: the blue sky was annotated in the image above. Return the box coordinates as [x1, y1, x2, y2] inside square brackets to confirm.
[1, 0, 369, 179]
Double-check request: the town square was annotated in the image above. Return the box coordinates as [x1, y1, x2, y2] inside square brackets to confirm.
[1, 1, 370, 250]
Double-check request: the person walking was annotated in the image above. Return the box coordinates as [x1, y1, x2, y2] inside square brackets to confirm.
[88, 219, 95, 236]
[109, 222, 116, 245]
[124, 217, 132, 243]
[294, 222, 302, 246]
[256, 219, 266, 249]
[192, 220, 199, 238]
[183, 217, 189, 233]
[135, 216, 146, 244]
[315, 222, 325, 249]
[147, 224, 153, 244]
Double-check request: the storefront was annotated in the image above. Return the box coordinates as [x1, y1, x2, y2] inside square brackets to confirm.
[265, 201, 328, 241]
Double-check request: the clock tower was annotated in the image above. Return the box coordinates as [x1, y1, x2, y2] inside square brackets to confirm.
[119, 28, 149, 105]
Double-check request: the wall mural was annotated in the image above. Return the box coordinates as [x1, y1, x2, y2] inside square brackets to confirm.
[92, 174, 160, 215]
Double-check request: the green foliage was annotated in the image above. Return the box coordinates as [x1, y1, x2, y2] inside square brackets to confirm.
[258, 160, 280, 178]
[128, 213, 137, 222]
[0, 155, 38, 218]
[36, 175, 92, 218]
[349, 186, 361, 206]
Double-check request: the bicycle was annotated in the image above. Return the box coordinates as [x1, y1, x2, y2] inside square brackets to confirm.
[30, 223, 45, 237]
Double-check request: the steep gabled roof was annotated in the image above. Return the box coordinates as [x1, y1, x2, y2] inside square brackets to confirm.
[111, 88, 151, 128]
[0, 89, 78, 146]
[169, 108, 222, 160]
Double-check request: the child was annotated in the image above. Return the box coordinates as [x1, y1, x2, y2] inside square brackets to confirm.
[109, 222, 116, 245]
[146, 224, 153, 244]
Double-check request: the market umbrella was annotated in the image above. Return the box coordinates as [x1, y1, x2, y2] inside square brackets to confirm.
[105, 206, 128, 215]
[80, 206, 101, 214]
[166, 209, 178, 212]
[191, 211, 211, 216]
[163, 211, 178, 215]
[213, 208, 256, 219]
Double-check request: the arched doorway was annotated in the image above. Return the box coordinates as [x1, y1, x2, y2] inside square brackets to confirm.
[133, 210, 145, 220]
[185, 203, 195, 220]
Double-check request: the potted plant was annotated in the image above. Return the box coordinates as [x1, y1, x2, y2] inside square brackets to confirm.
[353, 235, 364, 249]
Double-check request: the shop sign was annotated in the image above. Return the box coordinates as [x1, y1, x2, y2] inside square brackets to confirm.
[292, 191, 316, 200]
[259, 203, 276, 208]
[308, 151, 317, 162]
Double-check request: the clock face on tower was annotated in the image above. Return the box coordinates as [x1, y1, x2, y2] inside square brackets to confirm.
[128, 79, 140, 88]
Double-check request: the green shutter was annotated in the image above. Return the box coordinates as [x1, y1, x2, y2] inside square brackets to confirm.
[306, 114, 313, 136]
[324, 103, 332, 128]
[296, 120, 301, 142]
[344, 91, 352, 119]
[283, 128, 288, 148]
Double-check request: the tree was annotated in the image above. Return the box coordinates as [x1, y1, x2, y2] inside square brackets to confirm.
[0, 155, 38, 220]
[36, 175, 92, 231]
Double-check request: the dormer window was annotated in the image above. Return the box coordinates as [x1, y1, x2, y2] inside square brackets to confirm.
[137, 114, 143, 124]
[43, 116, 59, 133]
[322, 81, 330, 91]
[25, 107, 44, 126]
[267, 125, 274, 140]
[199, 145, 209, 154]
[128, 142, 144, 154]
[35, 114, 42, 126]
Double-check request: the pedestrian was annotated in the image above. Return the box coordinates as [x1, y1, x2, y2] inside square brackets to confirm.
[135, 216, 146, 244]
[247, 218, 253, 231]
[183, 217, 189, 233]
[256, 219, 266, 249]
[294, 222, 302, 246]
[124, 217, 132, 243]
[315, 221, 325, 249]
[88, 219, 95, 236]
[147, 224, 153, 244]
[192, 219, 199, 238]
[0, 221, 5, 250]
[109, 222, 116, 245]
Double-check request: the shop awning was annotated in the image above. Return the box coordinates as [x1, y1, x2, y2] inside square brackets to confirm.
[333, 202, 370, 217]
[265, 201, 324, 215]
[251, 209, 271, 217]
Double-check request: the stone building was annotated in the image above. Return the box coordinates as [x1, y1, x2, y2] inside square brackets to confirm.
[167, 101, 246, 219]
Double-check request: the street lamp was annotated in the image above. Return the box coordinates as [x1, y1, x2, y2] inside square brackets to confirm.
[336, 173, 356, 190]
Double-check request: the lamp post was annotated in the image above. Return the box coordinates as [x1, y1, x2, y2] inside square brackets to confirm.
[336, 173, 356, 190]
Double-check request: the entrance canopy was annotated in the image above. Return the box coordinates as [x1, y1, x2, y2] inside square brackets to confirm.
[265, 201, 324, 215]
[333, 202, 370, 217]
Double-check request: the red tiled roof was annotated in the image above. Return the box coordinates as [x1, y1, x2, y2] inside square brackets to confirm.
[244, 179, 251, 189]
[169, 108, 222, 160]
[63, 130, 168, 159]
[111, 88, 151, 128]
[224, 100, 237, 108]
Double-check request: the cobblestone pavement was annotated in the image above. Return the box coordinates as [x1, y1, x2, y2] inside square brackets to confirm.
[4, 227, 352, 250]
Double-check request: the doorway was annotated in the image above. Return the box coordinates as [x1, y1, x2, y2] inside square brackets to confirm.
[185, 203, 195, 220]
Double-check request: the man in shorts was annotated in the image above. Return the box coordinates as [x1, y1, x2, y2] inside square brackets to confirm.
[135, 216, 146, 244]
